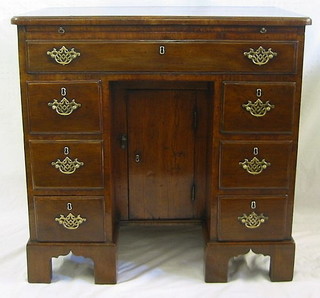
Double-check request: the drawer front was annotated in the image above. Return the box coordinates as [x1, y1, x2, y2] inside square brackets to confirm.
[27, 81, 102, 134]
[219, 141, 292, 189]
[34, 196, 105, 242]
[29, 140, 104, 189]
[221, 82, 296, 134]
[218, 195, 287, 241]
[26, 41, 297, 73]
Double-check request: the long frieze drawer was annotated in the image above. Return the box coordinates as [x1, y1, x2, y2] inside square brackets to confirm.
[219, 141, 292, 189]
[27, 81, 102, 134]
[26, 41, 298, 73]
[221, 82, 296, 134]
[217, 195, 287, 241]
[29, 140, 104, 189]
[34, 196, 105, 242]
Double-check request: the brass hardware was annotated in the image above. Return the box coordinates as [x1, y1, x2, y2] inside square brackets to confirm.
[159, 45, 166, 55]
[61, 87, 67, 96]
[253, 147, 259, 156]
[242, 99, 275, 117]
[260, 27, 267, 34]
[47, 46, 80, 65]
[67, 202, 73, 211]
[239, 157, 271, 175]
[55, 213, 86, 230]
[48, 97, 81, 116]
[250, 200, 257, 209]
[244, 46, 277, 66]
[58, 27, 65, 34]
[64, 146, 70, 155]
[191, 184, 196, 201]
[51, 156, 84, 175]
[135, 153, 141, 163]
[256, 88, 262, 97]
[238, 212, 268, 229]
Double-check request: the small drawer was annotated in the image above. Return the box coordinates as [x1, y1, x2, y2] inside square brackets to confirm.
[219, 141, 292, 189]
[34, 196, 105, 242]
[217, 195, 287, 241]
[221, 82, 296, 134]
[29, 140, 104, 189]
[26, 81, 102, 134]
[26, 40, 297, 73]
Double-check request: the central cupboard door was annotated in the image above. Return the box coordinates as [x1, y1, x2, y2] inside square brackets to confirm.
[111, 81, 209, 221]
[127, 89, 196, 219]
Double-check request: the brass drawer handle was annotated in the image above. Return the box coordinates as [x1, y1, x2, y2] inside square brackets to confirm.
[48, 97, 81, 116]
[242, 99, 275, 117]
[47, 46, 80, 65]
[244, 46, 277, 66]
[55, 212, 86, 229]
[238, 212, 268, 229]
[51, 156, 84, 174]
[239, 156, 271, 175]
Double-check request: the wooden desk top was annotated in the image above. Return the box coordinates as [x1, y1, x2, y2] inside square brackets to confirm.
[11, 6, 311, 26]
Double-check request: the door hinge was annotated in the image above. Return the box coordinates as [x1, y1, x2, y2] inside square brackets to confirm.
[191, 183, 196, 201]
[193, 108, 198, 130]
[120, 134, 128, 149]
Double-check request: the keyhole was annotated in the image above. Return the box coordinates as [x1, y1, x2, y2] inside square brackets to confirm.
[256, 88, 262, 97]
[251, 201, 257, 209]
[67, 202, 73, 210]
[159, 45, 166, 55]
[135, 153, 141, 163]
[61, 87, 67, 96]
[64, 146, 70, 155]
[253, 147, 259, 156]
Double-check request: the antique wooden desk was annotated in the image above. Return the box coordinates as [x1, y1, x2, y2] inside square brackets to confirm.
[12, 6, 311, 283]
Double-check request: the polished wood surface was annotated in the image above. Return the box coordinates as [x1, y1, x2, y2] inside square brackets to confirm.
[34, 196, 105, 242]
[27, 81, 102, 134]
[219, 140, 292, 189]
[217, 195, 288, 241]
[12, 7, 310, 283]
[11, 6, 311, 26]
[221, 82, 296, 134]
[26, 40, 297, 73]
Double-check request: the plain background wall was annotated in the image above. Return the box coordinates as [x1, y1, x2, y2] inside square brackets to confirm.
[0, 0, 319, 230]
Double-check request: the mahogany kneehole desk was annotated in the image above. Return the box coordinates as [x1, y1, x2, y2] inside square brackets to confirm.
[11, 6, 311, 283]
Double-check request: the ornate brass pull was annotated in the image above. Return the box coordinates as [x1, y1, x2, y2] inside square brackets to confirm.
[238, 212, 268, 229]
[51, 156, 84, 174]
[55, 213, 86, 230]
[47, 46, 80, 65]
[239, 157, 271, 175]
[244, 46, 277, 66]
[242, 99, 275, 117]
[48, 97, 81, 116]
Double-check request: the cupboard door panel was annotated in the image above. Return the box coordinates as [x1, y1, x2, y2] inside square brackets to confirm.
[127, 89, 196, 220]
